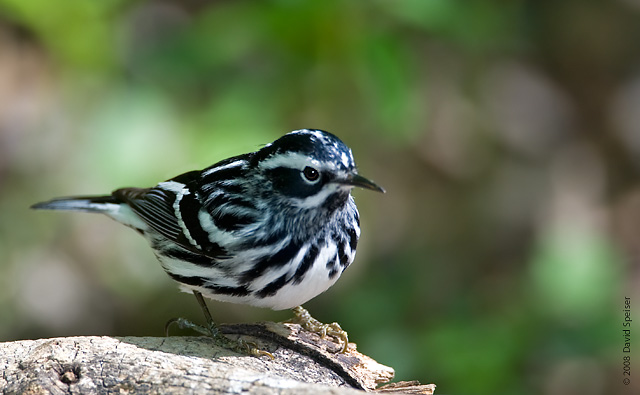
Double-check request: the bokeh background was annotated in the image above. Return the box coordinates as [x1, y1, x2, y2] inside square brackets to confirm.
[1, 1, 639, 394]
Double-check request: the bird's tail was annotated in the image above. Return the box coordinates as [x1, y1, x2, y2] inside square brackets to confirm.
[32, 194, 148, 231]
[31, 195, 121, 213]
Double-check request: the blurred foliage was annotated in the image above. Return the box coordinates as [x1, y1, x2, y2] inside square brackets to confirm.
[1, 0, 639, 394]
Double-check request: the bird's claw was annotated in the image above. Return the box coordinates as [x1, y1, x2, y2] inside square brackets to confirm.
[289, 306, 349, 353]
[165, 317, 274, 359]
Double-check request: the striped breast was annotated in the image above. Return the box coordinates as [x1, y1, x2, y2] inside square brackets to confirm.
[129, 156, 361, 310]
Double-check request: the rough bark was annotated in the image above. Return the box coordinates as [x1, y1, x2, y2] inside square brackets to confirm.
[0, 322, 435, 394]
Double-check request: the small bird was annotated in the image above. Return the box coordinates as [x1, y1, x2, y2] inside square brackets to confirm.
[32, 129, 384, 356]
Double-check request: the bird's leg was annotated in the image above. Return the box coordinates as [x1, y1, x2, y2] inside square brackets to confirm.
[165, 291, 273, 359]
[289, 306, 349, 353]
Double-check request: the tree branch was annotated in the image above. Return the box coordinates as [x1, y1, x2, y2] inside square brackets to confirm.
[0, 322, 435, 394]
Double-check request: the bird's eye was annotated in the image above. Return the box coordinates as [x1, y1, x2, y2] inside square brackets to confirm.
[302, 166, 320, 183]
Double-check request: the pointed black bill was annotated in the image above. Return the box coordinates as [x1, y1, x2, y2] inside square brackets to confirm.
[341, 173, 385, 193]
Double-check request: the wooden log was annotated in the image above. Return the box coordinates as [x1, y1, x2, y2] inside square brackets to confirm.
[0, 322, 435, 394]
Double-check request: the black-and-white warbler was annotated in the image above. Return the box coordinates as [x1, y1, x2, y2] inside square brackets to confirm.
[32, 129, 384, 356]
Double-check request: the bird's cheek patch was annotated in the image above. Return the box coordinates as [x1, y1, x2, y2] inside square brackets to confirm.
[265, 167, 324, 199]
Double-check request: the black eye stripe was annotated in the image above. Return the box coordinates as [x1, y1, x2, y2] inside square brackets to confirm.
[303, 166, 320, 182]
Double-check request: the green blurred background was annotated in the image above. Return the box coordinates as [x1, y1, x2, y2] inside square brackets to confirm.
[1, 0, 639, 394]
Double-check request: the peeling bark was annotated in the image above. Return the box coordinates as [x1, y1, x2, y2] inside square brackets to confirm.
[0, 323, 434, 394]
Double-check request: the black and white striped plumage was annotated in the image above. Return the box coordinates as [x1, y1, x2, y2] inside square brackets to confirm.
[33, 129, 383, 311]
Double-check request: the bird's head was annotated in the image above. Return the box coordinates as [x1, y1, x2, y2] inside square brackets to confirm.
[251, 129, 384, 211]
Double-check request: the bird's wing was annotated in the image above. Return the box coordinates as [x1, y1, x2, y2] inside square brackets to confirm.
[113, 171, 226, 258]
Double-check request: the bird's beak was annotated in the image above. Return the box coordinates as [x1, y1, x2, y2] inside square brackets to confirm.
[341, 173, 386, 193]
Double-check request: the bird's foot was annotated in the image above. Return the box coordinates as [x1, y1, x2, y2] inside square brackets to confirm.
[289, 305, 349, 353]
[165, 317, 273, 359]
